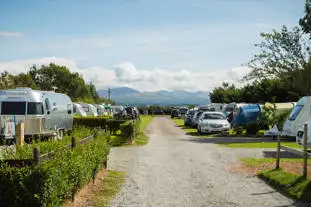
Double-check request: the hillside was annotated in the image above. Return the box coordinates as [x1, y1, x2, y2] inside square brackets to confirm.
[97, 87, 210, 105]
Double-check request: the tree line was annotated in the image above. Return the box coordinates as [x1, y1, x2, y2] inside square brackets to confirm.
[210, 0, 311, 103]
[0, 63, 112, 104]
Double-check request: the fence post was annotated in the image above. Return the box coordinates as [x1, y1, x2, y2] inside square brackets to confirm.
[276, 135, 281, 169]
[303, 123, 308, 179]
[71, 136, 76, 149]
[33, 147, 40, 165]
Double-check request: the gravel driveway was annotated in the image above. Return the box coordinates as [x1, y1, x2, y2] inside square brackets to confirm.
[108, 117, 308, 207]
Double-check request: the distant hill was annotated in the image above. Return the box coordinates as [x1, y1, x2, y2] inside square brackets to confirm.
[97, 87, 210, 106]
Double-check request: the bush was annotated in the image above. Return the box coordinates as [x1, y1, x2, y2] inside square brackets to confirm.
[0, 130, 110, 207]
[120, 119, 141, 140]
[245, 122, 259, 135]
[73, 117, 126, 134]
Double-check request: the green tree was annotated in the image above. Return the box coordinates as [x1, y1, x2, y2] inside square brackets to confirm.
[244, 26, 311, 95]
[300, 0, 311, 36]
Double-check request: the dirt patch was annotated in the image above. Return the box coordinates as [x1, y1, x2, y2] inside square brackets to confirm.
[63, 168, 107, 207]
[231, 162, 311, 179]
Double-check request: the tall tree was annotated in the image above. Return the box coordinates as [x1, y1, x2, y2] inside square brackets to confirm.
[244, 26, 311, 95]
[300, 0, 311, 36]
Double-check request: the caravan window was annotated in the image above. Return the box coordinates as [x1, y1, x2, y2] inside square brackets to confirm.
[288, 105, 303, 121]
[1, 102, 26, 115]
[27, 102, 44, 115]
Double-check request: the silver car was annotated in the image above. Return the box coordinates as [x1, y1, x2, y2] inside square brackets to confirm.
[197, 112, 230, 134]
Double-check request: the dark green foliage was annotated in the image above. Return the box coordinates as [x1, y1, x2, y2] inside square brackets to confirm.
[0, 131, 110, 207]
[120, 119, 141, 140]
[73, 117, 126, 134]
[300, 0, 311, 36]
[245, 123, 260, 135]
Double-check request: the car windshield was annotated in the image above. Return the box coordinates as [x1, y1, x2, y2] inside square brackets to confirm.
[203, 113, 226, 120]
[1, 101, 26, 115]
[27, 102, 44, 115]
[288, 105, 303, 121]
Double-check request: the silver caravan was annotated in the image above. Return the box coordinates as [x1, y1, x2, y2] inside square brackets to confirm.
[73, 103, 87, 117]
[0, 88, 73, 140]
[79, 103, 98, 117]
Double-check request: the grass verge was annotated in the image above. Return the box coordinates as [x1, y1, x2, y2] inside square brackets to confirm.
[218, 142, 302, 148]
[241, 158, 306, 167]
[92, 171, 125, 207]
[258, 168, 311, 202]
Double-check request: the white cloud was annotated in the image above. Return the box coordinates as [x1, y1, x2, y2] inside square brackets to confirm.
[0, 57, 250, 92]
[0, 31, 23, 37]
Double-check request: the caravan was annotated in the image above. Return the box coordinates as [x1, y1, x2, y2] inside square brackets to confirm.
[282, 96, 311, 138]
[79, 103, 98, 117]
[73, 103, 87, 117]
[0, 88, 73, 140]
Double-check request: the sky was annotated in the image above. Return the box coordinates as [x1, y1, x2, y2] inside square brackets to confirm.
[0, 0, 306, 91]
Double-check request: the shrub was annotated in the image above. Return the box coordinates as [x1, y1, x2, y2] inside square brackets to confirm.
[120, 119, 141, 140]
[0, 130, 110, 207]
[73, 117, 126, 134]
[245, 122, 259, 135]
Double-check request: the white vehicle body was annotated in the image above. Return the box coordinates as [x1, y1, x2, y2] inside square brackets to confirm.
[0, 88, 73, 140]
[207, 103, 225, 112]
[94, 104, 107, 116]
[191, 111, 204, 127]
[79, 103, 98, 117]
[197, 112, 230, 134]
[282, 96, 311, 138]
[73, 103, 87, 117]
[296, 120, 311, 147]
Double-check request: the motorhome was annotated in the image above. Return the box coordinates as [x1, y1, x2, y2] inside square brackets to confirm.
[79, 103, 98, 117]
[0, 88, 73, 140]
[282, 96, 311, 138]
[73, 103, 87, 117]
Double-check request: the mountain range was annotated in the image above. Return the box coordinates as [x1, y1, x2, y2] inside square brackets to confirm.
[97, 87, 210, 106]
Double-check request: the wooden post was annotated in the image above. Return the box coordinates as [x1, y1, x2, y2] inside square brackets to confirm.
[33, 147, 40, 165]
[16, 122, 24, 147]
[71, 136, 76, 149]
[303, 123, 308, 179]
[276, 135, 281, 169]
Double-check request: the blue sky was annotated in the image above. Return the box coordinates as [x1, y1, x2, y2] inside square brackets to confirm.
[0, 0, 307, 90]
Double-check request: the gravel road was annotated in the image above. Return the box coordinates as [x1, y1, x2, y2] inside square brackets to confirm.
[109, 117, 308, 207]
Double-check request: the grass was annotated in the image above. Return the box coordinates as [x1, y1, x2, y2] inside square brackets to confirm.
[241, 157, 307, 167]
[258, 168, 311, 202]
[109, 115, 153, 147]
[92, 171, 125, 207]
[218, 142, 302, 148]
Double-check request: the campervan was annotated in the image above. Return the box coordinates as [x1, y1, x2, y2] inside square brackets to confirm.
[0, 88, 73, 140]
[282, 96, 311, 138]
[73, 103, 87, 117]
[207, 103, 225, 112]
[79, 103, 98, 117]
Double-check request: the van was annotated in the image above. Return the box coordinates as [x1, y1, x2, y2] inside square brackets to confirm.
[0, 88, 73, 140]
[79, 103, 98, 117]
[282, 96, 311, 138]
[73, 103, 87, 117]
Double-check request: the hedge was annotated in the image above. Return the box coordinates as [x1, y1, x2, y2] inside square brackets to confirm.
[120, 119, 141, 140]
[73, 117, 126, 134]
[0, 130, 110, 207]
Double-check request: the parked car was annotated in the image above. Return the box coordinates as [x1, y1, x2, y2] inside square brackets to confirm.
[197, 112, 230, 134]
[179, 107, 188, 118]
[171, 109, 181, 118]
[282, 96, 310, 139]
[191, 111, 204, 128]
[0, 88, 73, 140]
[184, 109, 196, 126]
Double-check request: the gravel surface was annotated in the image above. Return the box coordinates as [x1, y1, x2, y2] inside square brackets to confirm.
[109, 117, 308, 207]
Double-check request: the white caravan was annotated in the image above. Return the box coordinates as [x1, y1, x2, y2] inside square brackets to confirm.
[207, 103, 225, 112]
[79, 103, 98, 117]
[0, 88, 73, 140]
[296, 119, 311, 147]
[73, 103, 87, 117]
[282, 96, 311, 138]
